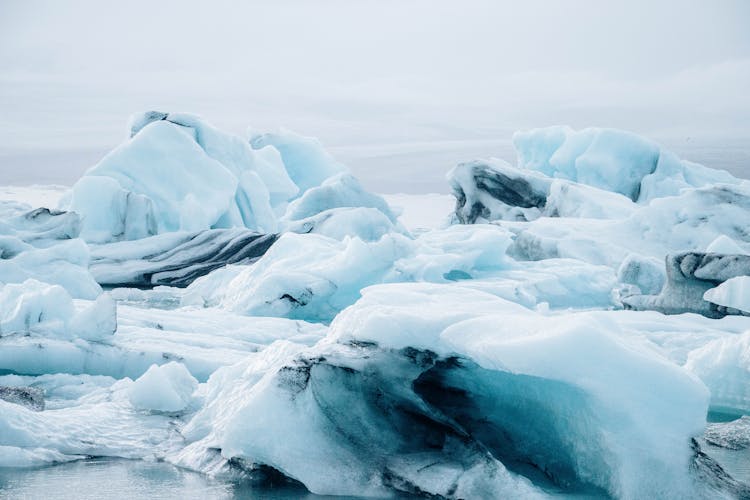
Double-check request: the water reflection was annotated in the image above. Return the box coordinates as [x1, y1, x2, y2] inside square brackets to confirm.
[0, 458, 362, 499]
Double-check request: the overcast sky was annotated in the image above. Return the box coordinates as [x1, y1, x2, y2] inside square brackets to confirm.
[1, 0, 749, 190]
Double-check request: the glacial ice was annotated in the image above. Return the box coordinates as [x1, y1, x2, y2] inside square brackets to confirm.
[624, 252, 750, 318]
[686, 331, 750, 414]
[448, 158, 636, 223]
[67, 113, 350, 243]
[203, 224, 520, 322]
[1, 118, 749, 498]
[0, 279, 115, 340]
[703, 416, 750, 450]
[281, 173, 398, 225]
[127, 362, 198, 413]
[177, 283, 711, 498]
[704, 276, 750, 315]
[0, 301, 326, 381]
[0, 202, 101, 299]
[89, 229, 278, 288]
[513, 126, 740, 201]
[249, 128, 346, 195]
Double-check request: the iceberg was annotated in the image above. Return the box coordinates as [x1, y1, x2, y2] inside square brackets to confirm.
[448, 158, 636, 223]
[513, 126, 740, 202]
[67, 112, 349, 243]
[0, 279, 115, 340]
[178, 283, 711, 498]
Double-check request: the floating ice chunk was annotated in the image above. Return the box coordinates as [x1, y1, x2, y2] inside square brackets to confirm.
[128, 362, 198, 413]
[0, 206, 81, 246]
[448, 158, 636, 224]
[285, 207, 400, 242]
[0, 279, 116, 341]
[703, 416, 750, 450]
[624, 252, 750, 318]
[179, 341, 543, 498]
[448, 159, 547, 223]
[514, 126, 659, 200]
[68, 112, 307, 242]
[220, 233, 412, 322]
[0, 379, 178, 463]
[215, 225, 515, 322]
[0, 279, 74, 336]
[503, 183, 750, 274]
[68, 293, 117, 341]
[0, 238, 101, 299]
[707, 235, 749, 255]
[686, 331, 750, 414]
[704, 276, 750, 315]
[325, 283, 709, 498]
[183, 283, 709, 498]
[250, 128, 346, 195]
[282, 173, 397, 225]
[70, 120, 238, 241]
[513, 126, 740, 202]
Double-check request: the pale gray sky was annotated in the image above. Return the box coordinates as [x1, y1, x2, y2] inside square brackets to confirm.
[1, 0, 749, 191]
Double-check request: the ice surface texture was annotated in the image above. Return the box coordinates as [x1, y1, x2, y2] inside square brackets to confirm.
[623, 252, 750, 318]
[90, 229, 278, 288]
[1, 118, 749, 498]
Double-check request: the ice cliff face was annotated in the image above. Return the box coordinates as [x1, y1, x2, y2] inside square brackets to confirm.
[1, 116, 749, 498]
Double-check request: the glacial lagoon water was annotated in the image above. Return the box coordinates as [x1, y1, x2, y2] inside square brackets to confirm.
[1, 443, 747, 500]
[0, 458, 358, 500]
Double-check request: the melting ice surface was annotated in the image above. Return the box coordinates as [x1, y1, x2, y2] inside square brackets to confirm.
[1, 114, 750, 499]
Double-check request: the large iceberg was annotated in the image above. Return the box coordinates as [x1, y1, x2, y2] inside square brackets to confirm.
[67, 112, 347, 243]
[177, 284, 712, 498]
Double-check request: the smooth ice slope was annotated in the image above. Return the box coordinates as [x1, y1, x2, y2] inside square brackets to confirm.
[250, 128, 346, 195]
